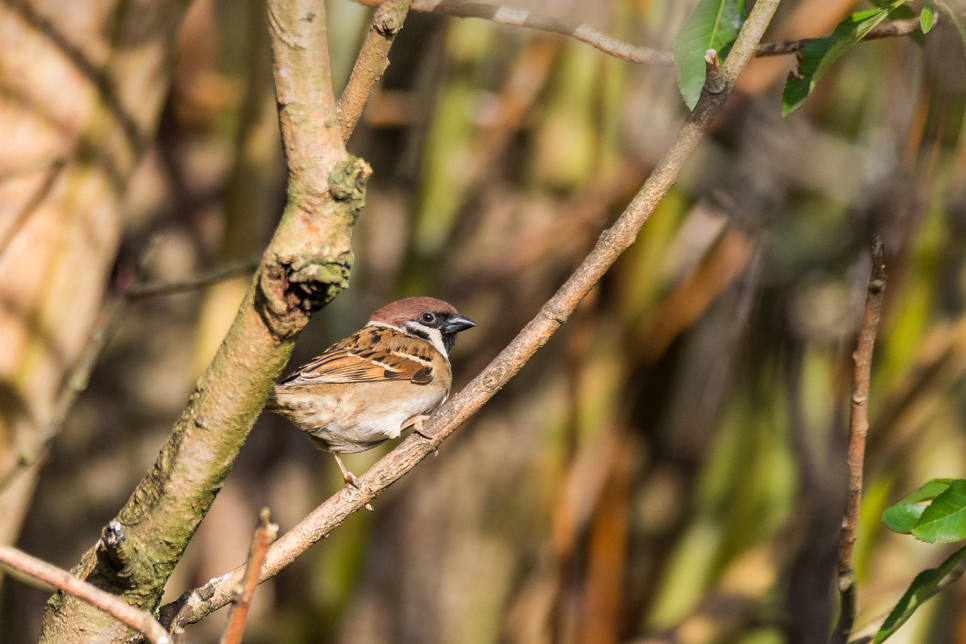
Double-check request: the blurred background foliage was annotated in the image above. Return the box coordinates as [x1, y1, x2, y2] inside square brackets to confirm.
[4, 0, 966, 642]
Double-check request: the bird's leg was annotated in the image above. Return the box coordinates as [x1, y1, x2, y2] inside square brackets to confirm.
[333, 453, 360, 489]
[402, 414, 437, 456]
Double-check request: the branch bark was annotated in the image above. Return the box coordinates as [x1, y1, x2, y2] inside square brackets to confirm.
[831, 235, 887, 644]
[337, 0, 413, 142]
[39, 0, 369, 641]
[0, 545, 170, 644]
[162, 0, 784, 628]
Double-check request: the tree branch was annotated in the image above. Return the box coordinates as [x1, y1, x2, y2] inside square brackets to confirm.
[0, 545, 170, 644]
[40, 0, 368, 640]
[337, 0, 413, 142]
[755, 17, 922, 57]
[162, 0, 784, 628]
[831, 235, 887, 644]
[218, 509, 278, 644]
[352, 0, 674, 65]
[126, 260, 258, 300]
[349, 1, 925, 67]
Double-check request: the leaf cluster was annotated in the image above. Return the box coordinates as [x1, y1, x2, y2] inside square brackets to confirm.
[671, 0, 954, 115]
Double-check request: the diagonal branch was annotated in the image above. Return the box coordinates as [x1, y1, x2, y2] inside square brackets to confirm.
[831, 235, 887, 644]
[337, 0, 413, 142]
[162, 0, 784, 629]
[0, 545, 170, 644]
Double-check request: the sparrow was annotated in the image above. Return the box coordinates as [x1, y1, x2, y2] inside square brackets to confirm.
[265, 297, 476, 486]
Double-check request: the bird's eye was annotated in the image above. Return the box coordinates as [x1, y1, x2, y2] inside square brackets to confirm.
[421, 312, 435, 324]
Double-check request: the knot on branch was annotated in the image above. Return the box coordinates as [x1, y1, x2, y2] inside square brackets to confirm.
[328, 156, 372, 214]
[375, 12, 404, 36]
[80, 521, 156, 595]
[257, 251, 354, 338]
[702, 49, 726, 96]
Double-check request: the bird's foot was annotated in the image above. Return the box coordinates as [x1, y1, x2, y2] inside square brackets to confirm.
[402, 414, 431, 437]
[403, 414, 437, 456]
[334, 454, 361, 490]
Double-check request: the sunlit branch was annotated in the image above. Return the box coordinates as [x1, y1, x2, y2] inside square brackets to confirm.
[337, 0, 413, 142]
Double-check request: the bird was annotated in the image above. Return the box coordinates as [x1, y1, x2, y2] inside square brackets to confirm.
[265, 297, 476, 487]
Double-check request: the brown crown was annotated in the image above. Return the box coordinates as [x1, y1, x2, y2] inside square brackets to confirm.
[369, 297, 458, 326]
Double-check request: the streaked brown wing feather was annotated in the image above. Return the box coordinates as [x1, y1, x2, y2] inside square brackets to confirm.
[280, 326, 436, 385]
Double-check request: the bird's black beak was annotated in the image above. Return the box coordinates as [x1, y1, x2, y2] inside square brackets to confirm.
[442, 314, 476, 334]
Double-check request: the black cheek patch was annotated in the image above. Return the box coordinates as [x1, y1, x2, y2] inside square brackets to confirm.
[411, 367, 433, 384]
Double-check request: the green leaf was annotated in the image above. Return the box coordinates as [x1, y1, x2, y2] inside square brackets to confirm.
[672, 0, 745, 109]
[872, 545, 966, 643]
[912, 479, 966, 543]
[883, 479, 953, 534]
[921, 5, 936, 33]
[781, 6, 900, 116]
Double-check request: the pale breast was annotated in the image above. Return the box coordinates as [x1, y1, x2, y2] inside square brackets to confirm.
[270, 378, 450, 454]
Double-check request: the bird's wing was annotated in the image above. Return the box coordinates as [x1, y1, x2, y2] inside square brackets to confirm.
[280, 326, 437, 385]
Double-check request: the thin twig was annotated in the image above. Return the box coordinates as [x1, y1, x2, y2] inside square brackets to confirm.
[0, 259, 260, 493]
[831, 235, 887, 644]
[0, 545, 171, 644]
[350, 0, 926, 67]
[337, 0, 413, 142]
[755, 17, 922, 57]
[351, 0, 673, 64]
[162, 0, 784, 629]
[219, 509, 279, 644]
[126, 260, 258, 300]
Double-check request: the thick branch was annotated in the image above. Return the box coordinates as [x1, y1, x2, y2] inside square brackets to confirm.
[831, 236, 886, 644]
[162, 0, 784, 628]
[337, 0, 412, 142]
[40, 1, 366, 641]
[218, 510, 278, 644]
[0, 545, 170, 644]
